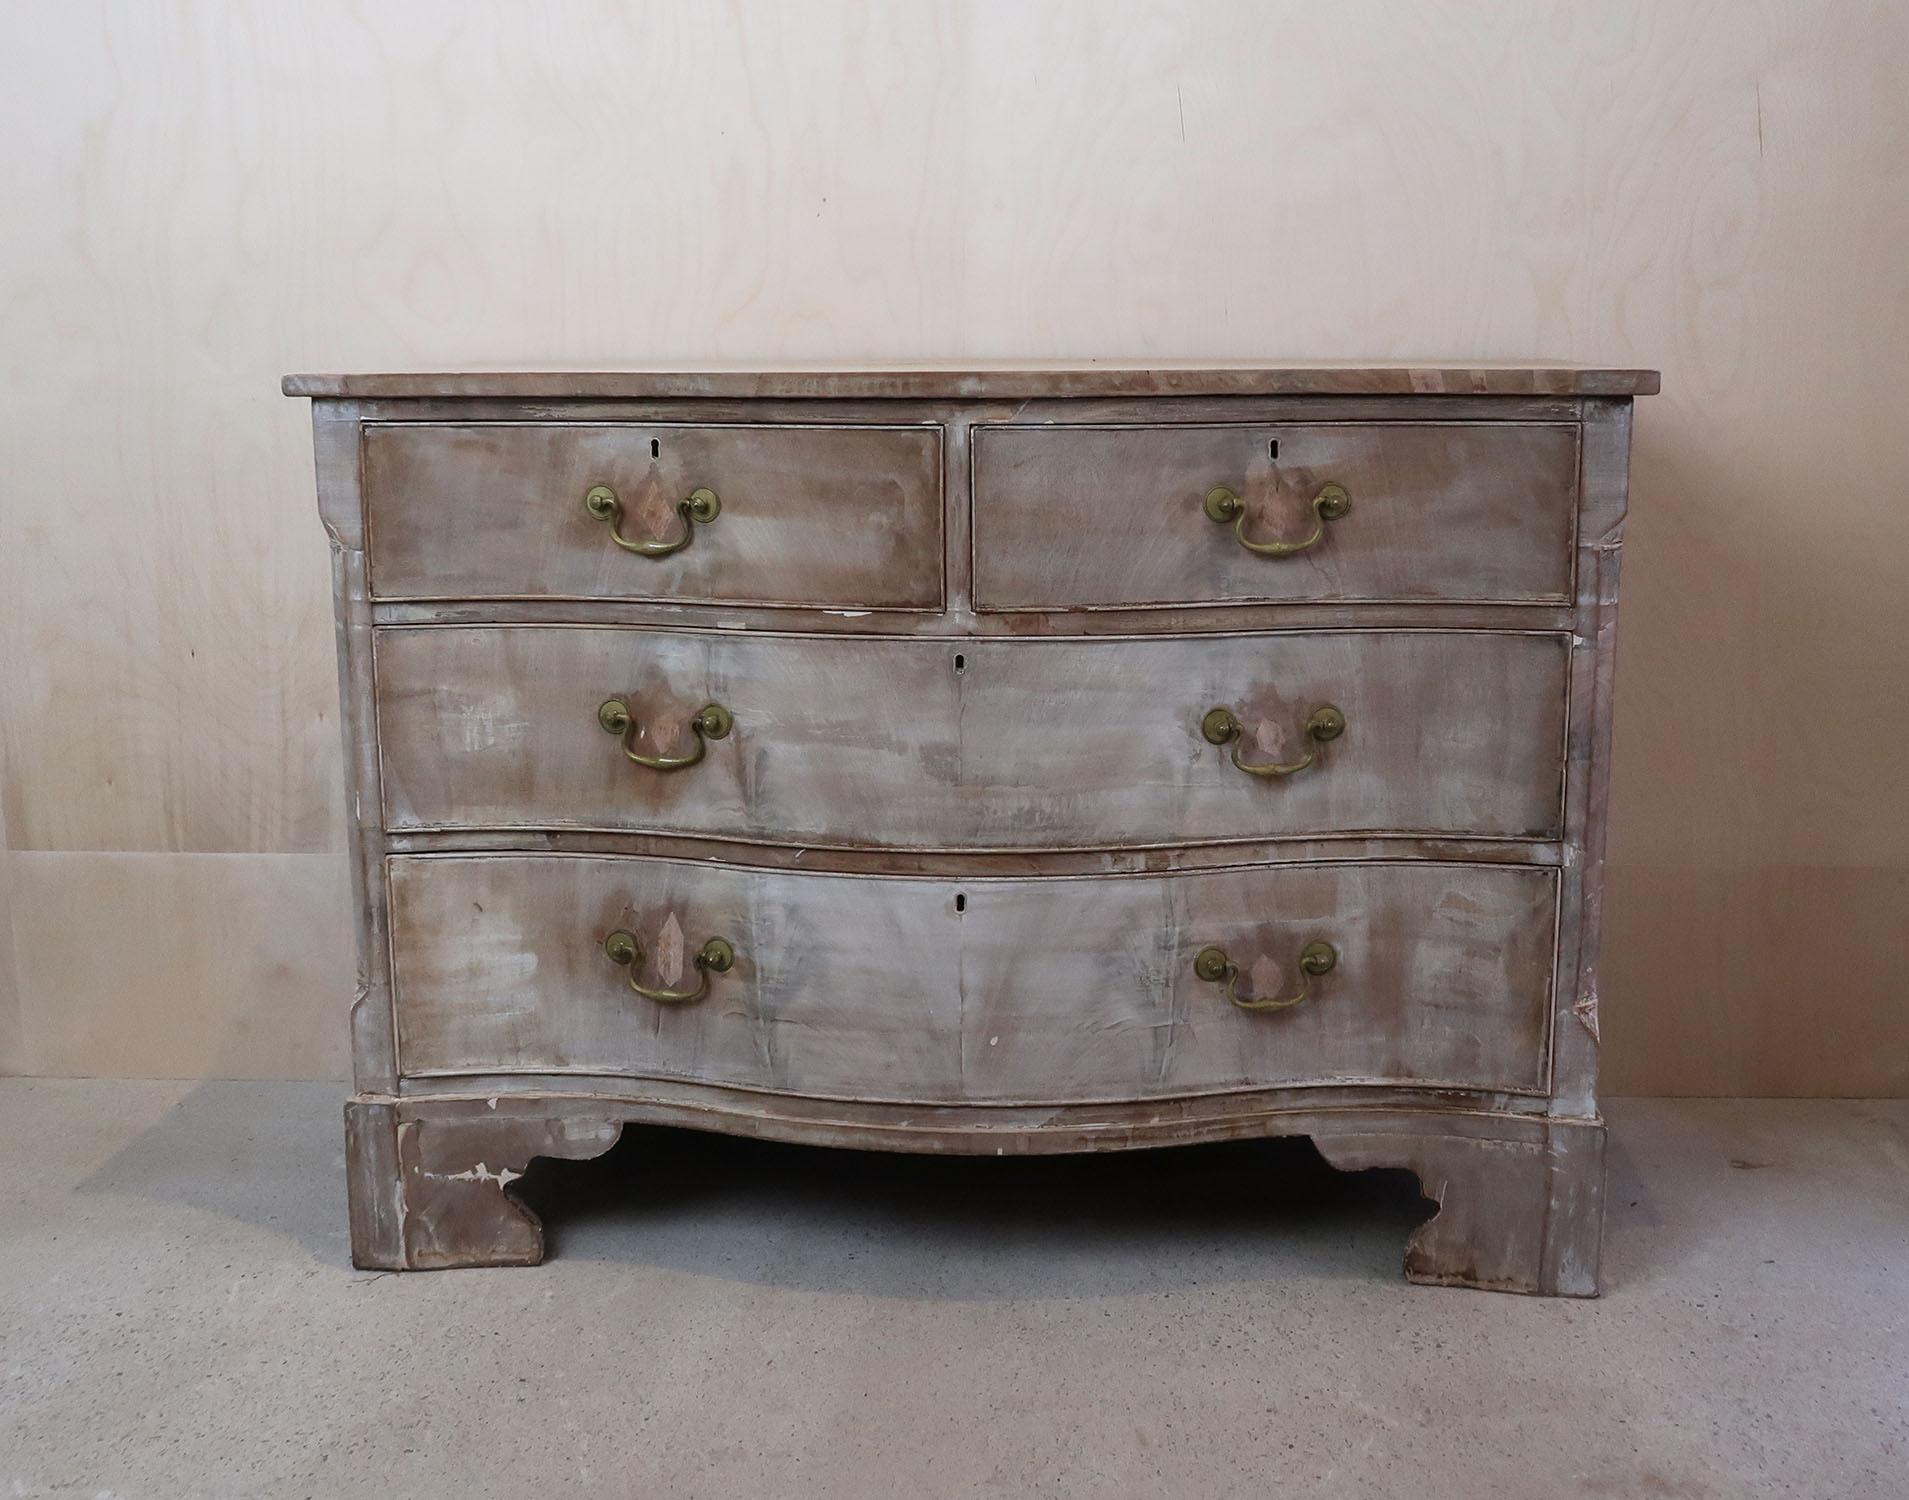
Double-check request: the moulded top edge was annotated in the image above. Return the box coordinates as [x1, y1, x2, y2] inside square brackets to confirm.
[282, 364, 1661, 401]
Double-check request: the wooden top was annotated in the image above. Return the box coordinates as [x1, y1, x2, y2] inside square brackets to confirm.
[283, 362, 1659, 400]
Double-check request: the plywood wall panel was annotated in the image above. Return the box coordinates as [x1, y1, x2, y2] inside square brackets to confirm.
[8, 853, 352, 1081]
[1, 1, 1904, 1089]
[0, 788, 22, 1074]
[1600, 862, 1909, 1098]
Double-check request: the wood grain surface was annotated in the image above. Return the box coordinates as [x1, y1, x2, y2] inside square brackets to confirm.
[373, 626, 1569, 846]
[287, 365, 1659, 399]
[388, 853, 1557, 1099]
[347, 1094, 1601, 1289]
[972, 423, 1579, 608]
[362, 422, 944, 606]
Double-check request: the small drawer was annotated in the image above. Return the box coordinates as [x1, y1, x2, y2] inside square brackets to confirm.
[362, 422, 944, 607]
[389, 855, 1556, 1097]
[970, 422, 1578, 609]
[373, 626, 1568, 847]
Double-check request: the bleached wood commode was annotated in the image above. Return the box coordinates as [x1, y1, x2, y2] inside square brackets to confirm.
[288, 364, 1655, 1293]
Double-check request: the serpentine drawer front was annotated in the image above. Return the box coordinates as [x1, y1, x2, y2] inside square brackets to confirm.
[388, 855, 1557, 1098]
[292, 364, 1655, 1293]
[374, 625, 1569, 846]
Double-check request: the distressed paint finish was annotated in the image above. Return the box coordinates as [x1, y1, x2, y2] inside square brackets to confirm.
[972, 422, 1580, 609]
[361, 422, 945, 607]
[346, 1097, 625, 1270]
[386, 853, 1557, 1098]
[1313, 1117, 1605, 1295]
[314, 404, 399, 1093]
[297, 366, 1647, 1294]
[1550, 399, 1634, 1119]
[286, 366, 1661, 401]
[373, 626, 1569, 847]
[346, 1092, 1601, 1294]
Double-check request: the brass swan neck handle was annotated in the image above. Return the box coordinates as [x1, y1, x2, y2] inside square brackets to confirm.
[1201, 704, 1345, 778]
[603, 930, 736, 1005]
[1203, 481, 1349, 557]
[598, 698, 732, 771]
[584, 483, 720, 558]
[1194, 941, 1337, 1013]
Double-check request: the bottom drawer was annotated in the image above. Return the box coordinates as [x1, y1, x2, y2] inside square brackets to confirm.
[389, 855, 1558, 1099]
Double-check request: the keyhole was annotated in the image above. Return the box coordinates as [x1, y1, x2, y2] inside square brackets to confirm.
[953, 653, 966, 674]
[651, 438, 661, 459]
[955, 893, 966, 913]
[1269, 439, 1279, 460]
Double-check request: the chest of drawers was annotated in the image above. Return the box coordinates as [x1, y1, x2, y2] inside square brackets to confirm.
[289, 364, 1656, 1294]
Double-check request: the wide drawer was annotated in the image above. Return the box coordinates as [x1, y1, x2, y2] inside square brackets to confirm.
[389, 854, 1556, 1097]
[362, 422, 944, 607]
[375, 626, 1568, 845]
[970, 422, 1578, 609]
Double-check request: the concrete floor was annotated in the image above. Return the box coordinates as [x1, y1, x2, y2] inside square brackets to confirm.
[0, 1085, 1903, 1499]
